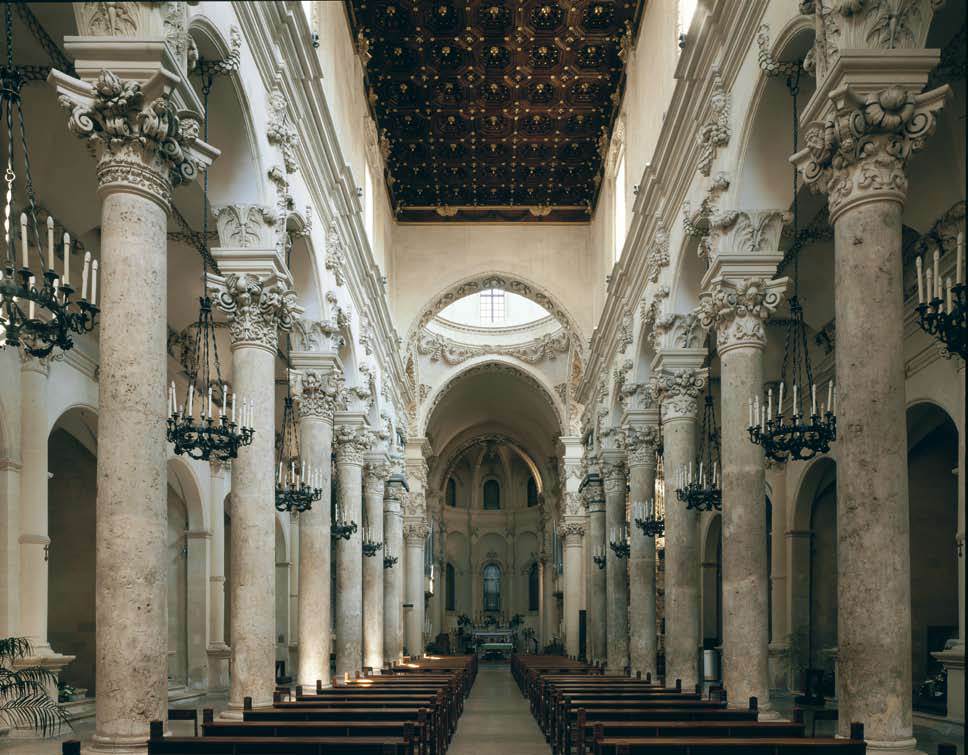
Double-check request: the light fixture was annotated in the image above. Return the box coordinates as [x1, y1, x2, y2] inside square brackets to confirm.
[1, 6, 98, 357]
[332, 498, 358, 541]
[274, 391, 323, 513]
[383, 546, 399, 569]
[362, 525, 383, 558]
[915, 232, 965, 360]
[592, 544, 606, 569]
[608, 524, 630, 559]
[676, 385, 722, 511]
[748, 65, 836, 462]
[633, 498, 664, 537]
[167, 73, 253, 462]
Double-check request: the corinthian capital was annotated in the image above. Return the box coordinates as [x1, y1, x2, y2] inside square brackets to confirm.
[697, 277, 787, 353]
[364, 462, 392, 490]
[649, 368, 708, 422]
[601, 455, 627, 495]
[403, 520, 430, 544]
[215, 273, 296, 352]
[54, 69, 214, 206]
[558, 520, 586, 543]
[291, 367, 343, 422]
[793, 84, 948, 220]
[334, 424, 372, 466]
[624, 425, 661, 468]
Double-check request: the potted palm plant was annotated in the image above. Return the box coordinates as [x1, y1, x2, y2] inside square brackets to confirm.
[0, 637, 70, 737]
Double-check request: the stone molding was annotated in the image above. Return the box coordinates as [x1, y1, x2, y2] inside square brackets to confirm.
[56, 69, 211, 207]
[697, 277, 787, 353]
[212, 204, 279, 249]
[334, 423, 371, 467]
[416, 327, 571, 366]
[793, 82, 949, 221]
[290, 367, 343, 422]
[215, 273, 296, 352]
[649, 368, 708, 423]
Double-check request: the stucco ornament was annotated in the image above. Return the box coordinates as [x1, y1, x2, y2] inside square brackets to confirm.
[290, 316, 345, 353]
[793, 83, 948, 220]
[59, 69, 206, 203]
[646, 215, 670, 283]
[696, 66, 730, 177]
[697, 277, 786, 351]
[267, 76, 300, 173]
[325, 221, 347, 286]
[212, 204, 278, 248]
[649, 368, 708, 421]
[624, 425, 660, 467]
[291, 368, 343, 421]
[215, 273, 296, 351]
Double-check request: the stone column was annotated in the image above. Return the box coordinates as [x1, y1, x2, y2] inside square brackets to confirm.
[383, 462, 407, 664]
[215, 273, 295, 714]
[54, 59, 216, 749]
[207, 462, 230, 691]
[601, 450, 629, 674]
[560, 521, 584, 658]
[582, 470, 606, 665]
[699, 273, 786, 716]
[651, 360, 705, 688]
[404, 520, 429, 657]
[363, 454, 390, 671]
[289, 358, 341, 688]
[624, 420, 660, 680]
[792, 33, 948, 747]
[333, 418, 370, 678]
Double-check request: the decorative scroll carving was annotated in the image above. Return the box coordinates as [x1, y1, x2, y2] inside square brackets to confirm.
[696, 66, 730, 177]
[290, 317, 344, 353]
[416, 327, 571, 366]
[711, 210, 788, 258]
[215, 273, 296, 351]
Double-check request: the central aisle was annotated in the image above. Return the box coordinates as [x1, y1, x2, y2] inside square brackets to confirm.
[450, 664, 551, 755]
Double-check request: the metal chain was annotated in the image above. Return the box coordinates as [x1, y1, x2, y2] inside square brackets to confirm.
[12, 2, 74, 76]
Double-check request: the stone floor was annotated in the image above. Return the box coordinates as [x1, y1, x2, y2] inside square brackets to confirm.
[449, 664, 550, 755]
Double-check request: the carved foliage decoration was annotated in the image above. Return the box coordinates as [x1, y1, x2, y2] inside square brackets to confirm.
[416, 327, 571, 366]
[334, 423, 372, 466]
[215, 273, 296, 350]
[711, 210, 788, 257]
[697, 277, 786, 350]
[696, 66, 730, 177]
[624, 424, 660, 467]
[291, 367, 344, 421]
[290, 316, 345, 353]
[325, 221, 347, 286]
[212, 204, 278, 249]
[267, 75, 300, 174]
[646, 214, 670, 283]
[649, 368, 707, 421]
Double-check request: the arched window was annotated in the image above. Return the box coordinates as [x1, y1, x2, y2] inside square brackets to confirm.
[528, 562, 539, 612]
[527, 476, 538, 507]
[446, 478, 457, 507]
[483, 479, 500, 510]
[446, 563, 456, 612]
[483, 564, 501, 612]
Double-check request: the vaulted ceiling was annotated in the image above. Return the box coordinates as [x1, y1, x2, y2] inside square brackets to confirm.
[345, 0, 645, 223]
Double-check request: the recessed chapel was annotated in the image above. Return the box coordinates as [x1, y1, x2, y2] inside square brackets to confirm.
[0, 2, 963, 754]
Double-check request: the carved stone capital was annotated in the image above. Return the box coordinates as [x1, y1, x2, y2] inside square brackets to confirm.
[334, 424, 372, 467]
[697, 277, 787, 353]
[623, 425, 661, 468]
[649, 368, 708, 423]
[55, 69, 212, 207]
[601, 457, 627, 495]
[215, 273, 296, 352]
[291, 368, 343, 422]
[364, 462, 392, 491]
[559, 520, 586, 543]
[403, 520, 430, 544]
[562, 491, 586, 518]
[212, 204, 278, 249]
[792, 83, 948, 221]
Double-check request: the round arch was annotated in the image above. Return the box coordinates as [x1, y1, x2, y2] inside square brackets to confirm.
[167, 456, 207, 532]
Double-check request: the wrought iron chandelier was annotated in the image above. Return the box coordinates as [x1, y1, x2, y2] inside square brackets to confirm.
[275, 391, 322, 513]
[608, 524, 630, 559]
[362, 526, 384, 558]
[592, 544, 606, 570]
[1, 6, 97, 357]
[748, 66, 836, 462]
[383, 546, 399, 569]
[915, 232, 965, 360]
[633, 498, 664, 537]
[676, 385, 722, 512]
[332, 494, 358, 541]
[167, 74, 253, 462]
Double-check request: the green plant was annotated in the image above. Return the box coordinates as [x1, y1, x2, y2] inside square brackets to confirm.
[0, 637, 70, 736]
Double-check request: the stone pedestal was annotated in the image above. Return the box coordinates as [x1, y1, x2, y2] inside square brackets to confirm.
[602, 452, 629, 674]
[932, 646, 965, 725]
[625, 422, 660, 680]
[363, 455, 389, 671]
[53, 57, 216, 751]
[290, 361, 340, 688]
[651, 363, 705, 688]
[334, 418, 369, 678]
[383, 468, 406, 664]
[583, 473, 606, 665]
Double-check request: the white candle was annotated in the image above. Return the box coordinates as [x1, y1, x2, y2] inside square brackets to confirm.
[946, 276, 952, 313]
[827, 381, 833, 413]
[90, 260, 98, 306]
[792, 383, 798, 416]
[748, 398, 753, 427]
[767, 388, 773, 421]
[187, 384, 194, 417]
[933, 248, 941, 300]
[62, 233, 70, 286]
[231, 393, 236, 423]
[28, 276, 35, 319]
[712, 462, 717, 486]
[220, 385, 226, 418]
[832, 384, 837, 415]
[19, 213, 28, 268]
[81, 252, 91, 301]
[170, 381, 176, 415]
[761, 404, 765, 430]
[916, 256, 924, 303]
[46, 216, 54, 271]
[811, 383, 817, 417]
[207, 386, 213, 418]
[926, 263, 933, 303]
[778, 382, 784, 416]
[278, 462, 284, 484]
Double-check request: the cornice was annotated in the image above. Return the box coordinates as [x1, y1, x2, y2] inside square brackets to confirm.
[233, 1, 409, 413]
[577, 0, 770, 407]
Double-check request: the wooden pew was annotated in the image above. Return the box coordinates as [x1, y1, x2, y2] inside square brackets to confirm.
[202, 721, 425, 755]
[573, 719, 803, 755]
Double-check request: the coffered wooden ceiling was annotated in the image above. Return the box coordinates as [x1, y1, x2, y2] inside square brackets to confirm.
[345, 0, 645, 223]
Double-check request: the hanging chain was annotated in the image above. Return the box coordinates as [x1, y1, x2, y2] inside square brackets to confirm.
[3, 4, 16, 268]
[11, 2, 74, 76]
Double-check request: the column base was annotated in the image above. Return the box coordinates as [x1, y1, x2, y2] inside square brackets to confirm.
[862, 738, 924, 755]
[85, 733, 151, 755]
[206, 644, 231, 693]
[756, 707, 784, 722]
